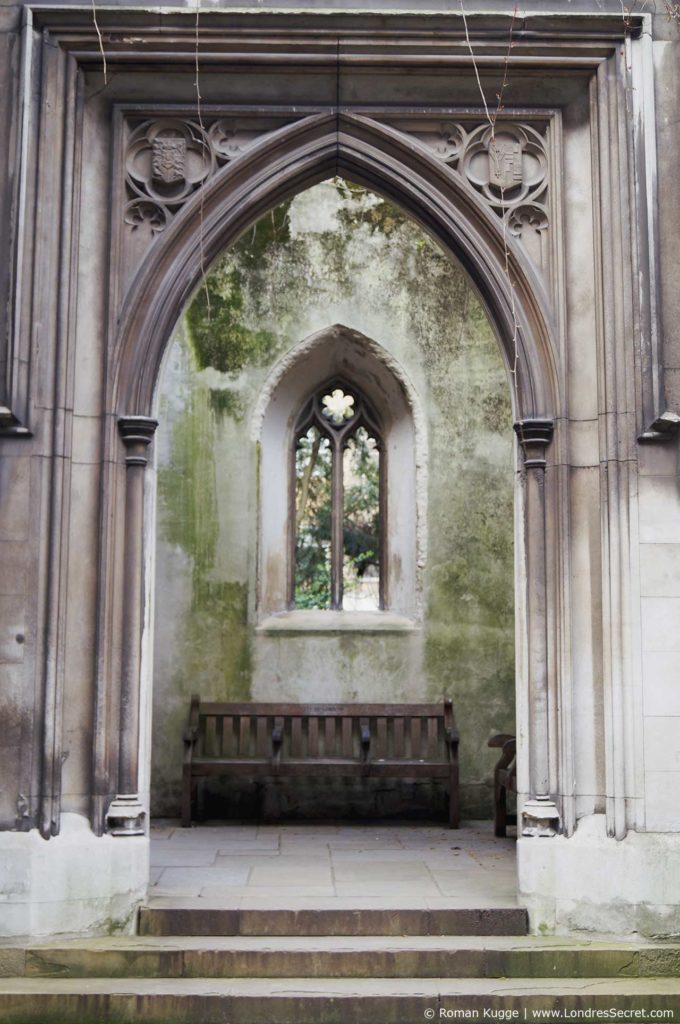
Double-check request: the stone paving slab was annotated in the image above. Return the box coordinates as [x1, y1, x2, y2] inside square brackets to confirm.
[149, 822, 518, 904]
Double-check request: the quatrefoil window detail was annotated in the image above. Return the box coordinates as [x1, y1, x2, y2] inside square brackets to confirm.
[321, 389, 356, 426]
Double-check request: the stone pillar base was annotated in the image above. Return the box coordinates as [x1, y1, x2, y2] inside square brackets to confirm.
[518, 814, 680, 938]
[0, 813, 148, 939]
[522, 795, 561, 837]
[106, 795, 146, 836]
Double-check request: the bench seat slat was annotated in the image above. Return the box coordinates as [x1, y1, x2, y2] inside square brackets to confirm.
[191, 758, 451, 773]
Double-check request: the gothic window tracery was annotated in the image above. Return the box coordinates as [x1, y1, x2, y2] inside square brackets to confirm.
[292, 383, 385, 611]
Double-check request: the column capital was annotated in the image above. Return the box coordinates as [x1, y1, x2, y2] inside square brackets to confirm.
[514, 418, 554, 469]
[118, 416, 158, 467]
[118, 415, 159, 447]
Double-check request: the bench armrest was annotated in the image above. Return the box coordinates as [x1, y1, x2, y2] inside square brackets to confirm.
[182, 694, 200, 765]
[488, 732, 515, 749]
[490, 734, 516, 771]
[445, 727, 459, 765]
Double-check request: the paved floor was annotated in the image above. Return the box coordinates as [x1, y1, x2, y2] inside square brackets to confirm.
[149, 821, 518, 906]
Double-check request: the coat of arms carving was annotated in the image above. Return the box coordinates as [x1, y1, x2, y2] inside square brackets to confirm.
[151, 136, 187, 185]
[488, 139, 523, 190]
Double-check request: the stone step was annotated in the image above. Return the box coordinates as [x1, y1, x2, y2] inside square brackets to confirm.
[1, 976, 680, 1023]
[12, 935, 680, 980]
[138, 903, 529, 936]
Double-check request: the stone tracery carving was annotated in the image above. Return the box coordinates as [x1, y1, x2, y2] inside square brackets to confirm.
[460, 123, 549, 210]
[385, 118, 552, 277]
[124, 116, 295, 233]
[120, 111, 554, 300]
[399, 119, 549, 211]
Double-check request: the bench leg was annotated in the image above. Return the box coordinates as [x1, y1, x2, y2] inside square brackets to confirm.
[181, 768, 193, 828]
[448, 764, 460, 829]
[494, 781, 507, 838]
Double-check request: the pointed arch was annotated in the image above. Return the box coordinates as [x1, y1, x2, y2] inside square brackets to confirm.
[112, 112, 561, 425]
[255, 324, 426, 621]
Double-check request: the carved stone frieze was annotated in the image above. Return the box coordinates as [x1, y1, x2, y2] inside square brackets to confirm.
[124, 116, 296, 234]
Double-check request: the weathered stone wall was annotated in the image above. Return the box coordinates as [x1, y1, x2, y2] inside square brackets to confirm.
[152, 180, 515, 820]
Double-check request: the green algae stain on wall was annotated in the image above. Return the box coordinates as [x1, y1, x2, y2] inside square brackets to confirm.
[184, 200, 293, 376]
[413, 255, 516, 816]
[158, 386, 218, 582]
[152, 336, 254, 815]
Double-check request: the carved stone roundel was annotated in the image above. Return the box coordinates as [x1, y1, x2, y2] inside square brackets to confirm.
[461, 123, 548, 209]
[126, 118, 214, 207]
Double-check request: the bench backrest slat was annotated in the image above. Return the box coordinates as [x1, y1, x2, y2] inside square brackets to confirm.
[342, 717, 352, 758]
[410, 717, 421, 759]
[239, 716, 251, 757]
[291, 717, 303, 758]
[427, 717, 439, 759]
[256, 716, 268, 757]
[198, 702, 445, 718]
[376, 717, 387, 760]
[308, 716, 319, 758]
[324, 716, 335, 755]
[222, 715, 234, 756]
[393, 717, 405, 759]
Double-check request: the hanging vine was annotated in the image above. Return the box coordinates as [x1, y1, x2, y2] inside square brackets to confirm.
[459, 1, 522, 407]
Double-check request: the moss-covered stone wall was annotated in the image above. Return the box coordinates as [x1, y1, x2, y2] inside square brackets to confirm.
[152, 179, 514, 820]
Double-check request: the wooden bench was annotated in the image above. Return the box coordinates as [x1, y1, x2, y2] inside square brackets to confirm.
[182, 698, 460, 828]
[488, 733, 517, 837]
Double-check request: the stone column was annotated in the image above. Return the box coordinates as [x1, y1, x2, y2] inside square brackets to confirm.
[514, 418, 560, 837]
[106, 416, 158, 836]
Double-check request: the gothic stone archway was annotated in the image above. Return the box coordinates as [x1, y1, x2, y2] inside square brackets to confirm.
[106, 110, 562, 844]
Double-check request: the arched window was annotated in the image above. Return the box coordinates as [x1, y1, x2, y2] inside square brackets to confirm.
[257, 324, 421, 623]
[292, 382, 385, 611]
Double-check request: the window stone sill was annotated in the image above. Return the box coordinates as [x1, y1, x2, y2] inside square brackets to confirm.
[256, 611, 419, 634]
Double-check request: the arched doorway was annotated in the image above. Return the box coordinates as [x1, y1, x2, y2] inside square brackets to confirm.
[150, 179, 516, 829]
[100, 113, 563, 883]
